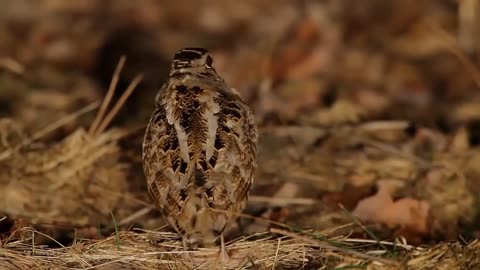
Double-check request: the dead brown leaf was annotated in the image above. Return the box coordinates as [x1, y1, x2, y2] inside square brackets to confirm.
[353, 180, 430, 236]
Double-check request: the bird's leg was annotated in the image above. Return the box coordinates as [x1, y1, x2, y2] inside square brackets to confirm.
[218, 233, 229, 262]
[182, 236, 194, 263]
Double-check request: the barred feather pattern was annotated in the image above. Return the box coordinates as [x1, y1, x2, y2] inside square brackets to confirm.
[142, 48, 257, 247]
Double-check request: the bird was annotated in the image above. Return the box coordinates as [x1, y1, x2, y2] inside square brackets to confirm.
[142, 47, 258, 259]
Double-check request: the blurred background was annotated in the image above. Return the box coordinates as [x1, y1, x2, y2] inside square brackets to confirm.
[3, 0, 479, 130]
[1, 0, 480, 260]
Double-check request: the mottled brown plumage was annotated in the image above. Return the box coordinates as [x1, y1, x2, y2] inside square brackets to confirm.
[142, 48, 257, 252]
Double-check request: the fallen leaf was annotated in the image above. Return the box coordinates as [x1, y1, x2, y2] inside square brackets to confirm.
[353, 180, 430, 235]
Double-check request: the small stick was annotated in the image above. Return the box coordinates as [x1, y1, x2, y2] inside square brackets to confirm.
[119, 207, 152, 226]
[248, 195, 315, 206]
[95, 75, 143, 135]
[358, 121, 410, 131]
[0, 57, 25, 74]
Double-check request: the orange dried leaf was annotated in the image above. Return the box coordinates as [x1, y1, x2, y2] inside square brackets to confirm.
[353, 181, 430, 234]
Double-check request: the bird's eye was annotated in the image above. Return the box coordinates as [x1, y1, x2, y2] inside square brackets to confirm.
[205, 55, 213, 68]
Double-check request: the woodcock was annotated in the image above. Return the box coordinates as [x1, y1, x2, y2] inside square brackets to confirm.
[142, 48, 258, 256]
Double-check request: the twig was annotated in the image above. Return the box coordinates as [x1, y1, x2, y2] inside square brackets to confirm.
[119, 207, 152, 226]
[89, 56, 126, 135]
[0, 57, 25, 74]
[95, 75, 143, 135]
[248, 195, 315, 206]
[358, 121, 410, 132]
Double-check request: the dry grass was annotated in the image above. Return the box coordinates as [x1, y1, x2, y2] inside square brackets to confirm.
[1, 226, 479, 269]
